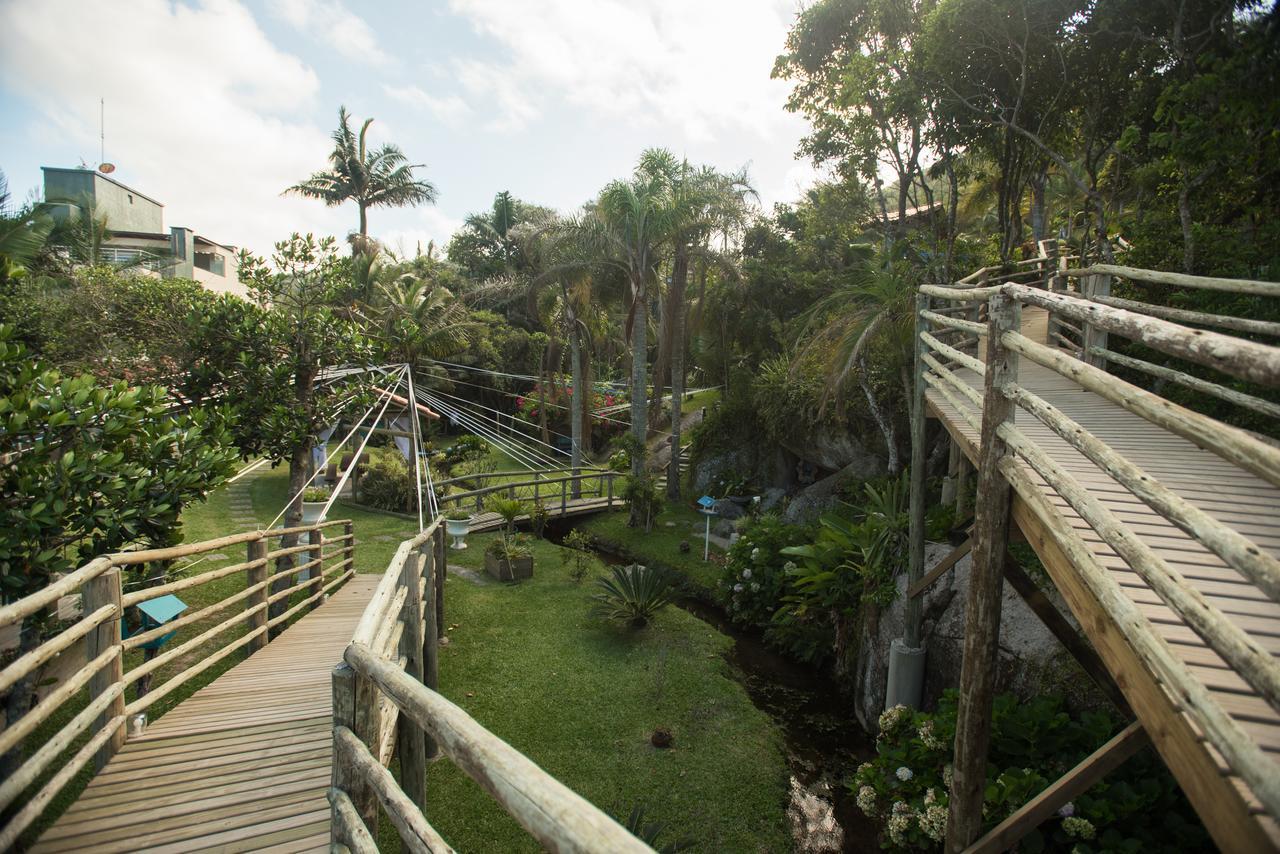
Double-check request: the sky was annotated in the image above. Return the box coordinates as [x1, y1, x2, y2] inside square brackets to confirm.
[0, 0, 822, 259]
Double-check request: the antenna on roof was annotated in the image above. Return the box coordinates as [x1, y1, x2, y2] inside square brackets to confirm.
[97, 98, 115, 174]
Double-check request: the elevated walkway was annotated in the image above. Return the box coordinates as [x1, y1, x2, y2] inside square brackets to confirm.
[915, 261, 1280, 852]
[32, 576, 379, 853]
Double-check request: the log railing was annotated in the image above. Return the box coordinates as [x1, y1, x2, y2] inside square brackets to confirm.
[437, 471, 622, 517]
[0, 519, 355, 850]
[916, 265, 1280, 846]
[331, 519, 651, 853]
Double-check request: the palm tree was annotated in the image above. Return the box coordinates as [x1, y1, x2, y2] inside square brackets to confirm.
[637, 150, 755, 498]
[377, 274, 474, 367]
[795, 245, 916, 474]
[0, 172, 54, 283]
[285, 106, 438, 239]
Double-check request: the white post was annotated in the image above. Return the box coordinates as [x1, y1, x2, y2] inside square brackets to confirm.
[704, 513, 711, 561]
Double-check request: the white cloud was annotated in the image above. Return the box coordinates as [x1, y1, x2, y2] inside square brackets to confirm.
[453, 59, 540, 132]
[382, 84, 470, 127]
[446, 0, 806, 144]
[266, 0, 390, 67]
[0, 0, 347, 255]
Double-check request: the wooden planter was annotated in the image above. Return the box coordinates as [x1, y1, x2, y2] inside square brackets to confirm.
[484, 551, 534, 582]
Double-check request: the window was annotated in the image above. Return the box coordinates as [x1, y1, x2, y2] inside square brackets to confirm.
[127, 194, 133, 204]
[194, 251, 225, 276]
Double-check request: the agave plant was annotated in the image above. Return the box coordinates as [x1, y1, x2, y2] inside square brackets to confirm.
[591, 564, 676, 629]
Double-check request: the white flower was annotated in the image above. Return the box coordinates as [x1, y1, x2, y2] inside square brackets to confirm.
[887, 802, 914, 845]
[750, 547, 760, 559]
[1058, 802, 1075, 818]
[855, 785, 878, 817]
[741, 568, 752, 580]
[924, 787, 938, 806]
[783, 560, 797, 571]
[733, 584, 744, 593]
[750, 582, 760, 592]
[942, 764, 955, 789]
[878, 704, 909, 734]
[895, 766, 913, 782]
[919, 804, 947, 841]
[1062, 817, 1095, 840]
[917, 719, 945, 750]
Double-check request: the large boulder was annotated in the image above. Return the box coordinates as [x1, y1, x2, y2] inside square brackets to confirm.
[779, 428, 885, 478]
[851, 542, 1110, 732]
[712, 498, 745, 520]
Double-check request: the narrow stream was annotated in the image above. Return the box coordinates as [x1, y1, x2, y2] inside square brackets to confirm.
[546, 521, 880, 852]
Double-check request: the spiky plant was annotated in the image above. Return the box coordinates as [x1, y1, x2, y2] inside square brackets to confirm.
[591, 564, 676, 629]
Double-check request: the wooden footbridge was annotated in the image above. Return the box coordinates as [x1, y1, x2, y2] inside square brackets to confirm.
[907, 250, 1280, 852]
[1, 508, 651, 850]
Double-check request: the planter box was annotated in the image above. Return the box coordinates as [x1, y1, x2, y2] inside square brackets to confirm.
[484, 551, 534, 582]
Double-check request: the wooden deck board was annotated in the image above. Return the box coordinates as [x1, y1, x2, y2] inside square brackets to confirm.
[928, 307, 1280, 849]
[33, 575, 379, 854]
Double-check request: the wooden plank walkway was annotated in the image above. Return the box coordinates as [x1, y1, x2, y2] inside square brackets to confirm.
[466, 496, 615, 534]
[929, 308, 1280, 847]
[32, 575, 380, 854]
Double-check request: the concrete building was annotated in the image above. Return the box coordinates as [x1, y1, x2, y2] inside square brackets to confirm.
[41, 167, 245, 297]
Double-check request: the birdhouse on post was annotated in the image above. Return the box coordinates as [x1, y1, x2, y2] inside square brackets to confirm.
[130, 594, 188, 650]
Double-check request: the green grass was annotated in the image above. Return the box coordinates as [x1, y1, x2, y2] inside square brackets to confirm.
[578, 506, 726, 596]
[401, 531, 789, 852]
[682, 387, 721, 416]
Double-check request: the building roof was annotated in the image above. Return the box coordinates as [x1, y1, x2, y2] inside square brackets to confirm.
[41, 166, 165, 208]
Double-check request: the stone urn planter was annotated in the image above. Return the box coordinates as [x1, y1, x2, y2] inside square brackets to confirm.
[484, 550, 534, 582]
[446, 516, 471, 550]
[301, 487, 330, 526]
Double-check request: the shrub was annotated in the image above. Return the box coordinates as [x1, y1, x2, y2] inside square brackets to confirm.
[529, 503, 550, 538]
[443, 434, 488, 466]
[623, 473, 664, 532]
[591, 564, 676, 628]
[719, 514, 813, 628]
[486, 533, 533, 563]
[561, 529, 595, 583]
[854, 693, 1209, 852]
[302, 486, 330, 503]
[357, 447, 415, 512]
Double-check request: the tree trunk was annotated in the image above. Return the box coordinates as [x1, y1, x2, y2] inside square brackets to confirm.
[860, 365, 899, 475]
[358, 203, 368, 237]
[667, 245, 689, 500]
[628, 280, 648, 527]
[271, 441, 312, 632]
[1030, 171, 1047, 245]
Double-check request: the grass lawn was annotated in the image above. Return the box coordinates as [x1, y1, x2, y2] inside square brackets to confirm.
[578, 505, 727, 597]
[682, 387, 721, 415]
[408, 531, 790, 852]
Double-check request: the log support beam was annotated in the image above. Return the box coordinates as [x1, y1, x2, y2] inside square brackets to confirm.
[946, 293, 1019, 852]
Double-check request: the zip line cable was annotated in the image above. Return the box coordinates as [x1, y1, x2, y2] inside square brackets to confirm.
[267, 365, 408, 529]
[423, 390, 566, 464]
[317, 367, 408, 523]
[417, 389, 560, 470]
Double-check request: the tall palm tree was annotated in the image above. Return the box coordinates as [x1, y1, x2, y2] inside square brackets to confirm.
[637, 150, 755, 498]
[286, 106, 438, 239]
[377, 274, 474, 366]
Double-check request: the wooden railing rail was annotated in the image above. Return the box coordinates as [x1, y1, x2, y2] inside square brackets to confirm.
[332, 519, 651, 853]
[0, 519, 354, 850]
[916, 264, 1280, 844]
[438, 471, 622, 516]
[435, 466, 607, 490]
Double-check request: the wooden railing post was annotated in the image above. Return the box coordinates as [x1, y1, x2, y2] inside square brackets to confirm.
[1080, 273, 1111, 369]
[344, 520, 355, 574]
[533, 473, 540, 504]
[561, 478, 568, 514]
[434, 525, 446, 647]
[331, 661, 376, 841]
[83, 567, 125, 770]
[399, 547, 428, 805]
[422, 539, 441, 762]
[905, 292, 930, 652]
[246, 539, 268, 654]
[607, 474, 614, 508]
[946, 291, 1020, 852]
[308, 528, 323, 610]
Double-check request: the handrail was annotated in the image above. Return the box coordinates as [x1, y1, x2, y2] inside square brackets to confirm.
[436, 466, 606, 490]
[0, 518, 354, 849]
[439, 471, 619, 506]
[915, 264, 1280, 840]
[332, 518, 652, 852]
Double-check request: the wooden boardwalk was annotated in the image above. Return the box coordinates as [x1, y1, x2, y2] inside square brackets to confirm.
[32, 575, 380, 854]
[928, 307, 1280, 846]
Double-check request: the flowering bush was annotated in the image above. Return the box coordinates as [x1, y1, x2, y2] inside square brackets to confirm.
[515, 375, 627, 435]
[718, 515, 812, 628]
[853, 693, 1209, 852]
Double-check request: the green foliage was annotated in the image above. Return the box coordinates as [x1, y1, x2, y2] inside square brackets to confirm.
[442, 435, 489, 468]
[359, 447, 417, 513]
[485, 532, 533, 563]
[622, 473, 664, 532]
[0, 325, 236, 599]
[528, 502, 550, 538]
[591, 563, 677, 629]
[855, 694, 1209, 851]
[560, 529, 596, 583]
[302, 486, 330, 503]
[719, 515, 813, 628]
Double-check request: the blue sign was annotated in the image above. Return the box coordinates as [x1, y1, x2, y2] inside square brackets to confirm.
[697, 495, 716, 513]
